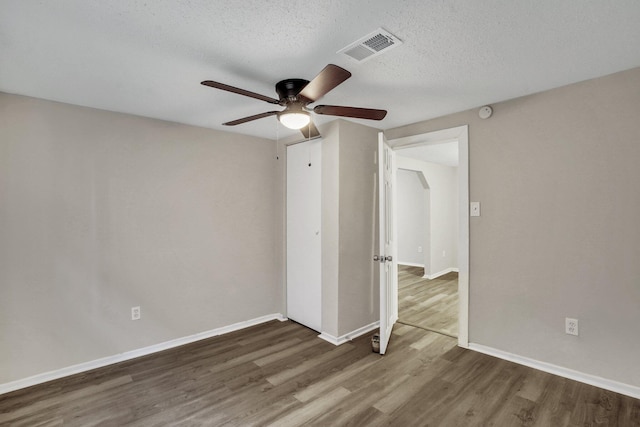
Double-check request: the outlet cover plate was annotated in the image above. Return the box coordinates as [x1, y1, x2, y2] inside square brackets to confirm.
[565, 317, 578, 336]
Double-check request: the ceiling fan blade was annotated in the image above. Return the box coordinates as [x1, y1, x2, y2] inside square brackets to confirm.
[201, 80, 280, 104]
[223, 111, 279, 126]
[299, 120, 320, 139]
[313, 105, 387, 120]
[298, 64, 351, 102]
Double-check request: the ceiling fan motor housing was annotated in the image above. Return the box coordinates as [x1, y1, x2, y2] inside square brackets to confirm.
[275, 79, 309, 103]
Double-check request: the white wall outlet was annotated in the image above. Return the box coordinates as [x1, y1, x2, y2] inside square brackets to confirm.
[565, 317, 578, 336]
[470, 202, 481, 217]
[418, 246, 423, 253]
[442, 250, 446, 257]
[131, 306, 141, 321]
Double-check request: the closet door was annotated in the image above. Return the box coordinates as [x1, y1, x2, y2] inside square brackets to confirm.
[286, 139, 321, 331]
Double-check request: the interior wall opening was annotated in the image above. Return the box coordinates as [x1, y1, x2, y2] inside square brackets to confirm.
[387, 124, 468, 347]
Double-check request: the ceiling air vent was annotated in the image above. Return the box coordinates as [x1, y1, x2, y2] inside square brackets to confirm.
[338, 28, 402, 63]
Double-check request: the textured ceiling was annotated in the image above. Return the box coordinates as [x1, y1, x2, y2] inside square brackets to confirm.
[2, 1, 640, 140]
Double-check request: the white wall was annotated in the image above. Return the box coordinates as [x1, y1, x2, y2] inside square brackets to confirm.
[396, 169, 427, 266]
[0, 93, 282, 385]
[386, 66, 640, 390]
[396, 156, 458, 277]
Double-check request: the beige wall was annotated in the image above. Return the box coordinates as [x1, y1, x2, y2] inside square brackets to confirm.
[0, 93, 282, 385]
[337, 120, 380, 336]
[320, 121, 340, 336]
[387, 67, 640, 388]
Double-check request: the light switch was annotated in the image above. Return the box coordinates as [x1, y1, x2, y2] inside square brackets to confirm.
[470, 202, 481, 217]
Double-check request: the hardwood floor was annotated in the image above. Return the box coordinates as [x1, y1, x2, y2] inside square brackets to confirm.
[1, 320, 638, 426]
[398, 264, 459, 337]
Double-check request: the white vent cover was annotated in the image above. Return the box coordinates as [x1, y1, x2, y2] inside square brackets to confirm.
[338, 28, 402, 63]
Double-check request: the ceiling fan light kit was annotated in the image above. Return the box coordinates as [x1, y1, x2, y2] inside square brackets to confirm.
[201, 64, 387, 138]
[279, 111, 310, 129]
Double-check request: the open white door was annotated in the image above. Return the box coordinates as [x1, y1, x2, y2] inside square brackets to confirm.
[377, 132, 397, 355]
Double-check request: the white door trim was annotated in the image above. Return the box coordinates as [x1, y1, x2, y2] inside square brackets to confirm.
[386, 125, 469, 348]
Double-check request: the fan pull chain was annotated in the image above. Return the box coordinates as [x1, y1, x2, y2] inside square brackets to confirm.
[308, 122, 313, 167]
[308, 125, 312, 167]
[275, 119, 280, 160]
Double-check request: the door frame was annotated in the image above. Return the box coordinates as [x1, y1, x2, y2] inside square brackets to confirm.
[386, 125, 469, 347]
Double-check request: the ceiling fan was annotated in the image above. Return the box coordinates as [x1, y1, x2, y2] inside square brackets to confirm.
[201, 64, 387, 139]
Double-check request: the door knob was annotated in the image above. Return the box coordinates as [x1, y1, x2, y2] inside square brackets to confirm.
[385, 255, 393, 262]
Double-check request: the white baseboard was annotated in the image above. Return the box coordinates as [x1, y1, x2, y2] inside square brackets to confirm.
[398, 262, 424, 268]
[424, 267, 457, 279]
[318, 321, 380, 346]
[0, 313, 286, 396]
[468, 343, 640, 399]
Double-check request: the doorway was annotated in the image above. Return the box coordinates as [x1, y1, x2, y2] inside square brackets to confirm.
[386, 125, 469, 347]
[395, 155, 458, 337]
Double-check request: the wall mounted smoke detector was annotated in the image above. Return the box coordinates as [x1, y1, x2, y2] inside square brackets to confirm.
[478, 105, 493, 119]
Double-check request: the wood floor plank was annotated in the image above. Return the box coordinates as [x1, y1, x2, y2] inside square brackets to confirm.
[265, 342, 356, 386]
[310, 372, 411, 426]
[264, 386, 351, 427]
[384, 376, 458, 426]
[294, 354, 379, 403]
[372, 358, 450, 414]
[209, 336, 303, 372]
[252, 337, 319, 367]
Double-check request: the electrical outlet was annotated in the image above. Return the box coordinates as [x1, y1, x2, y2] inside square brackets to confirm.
[442, 250, 446, 257]
[565, 317, 578, 336]
[131, 306, 141, 321]
[418, 246, 423, 253]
